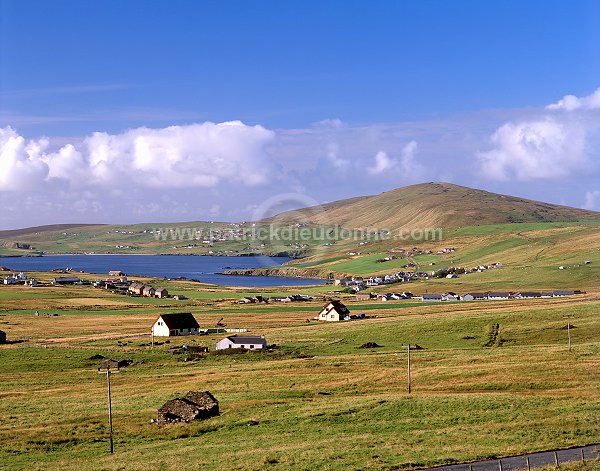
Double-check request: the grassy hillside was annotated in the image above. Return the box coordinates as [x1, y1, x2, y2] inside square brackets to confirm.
[265, 182, 600, 230]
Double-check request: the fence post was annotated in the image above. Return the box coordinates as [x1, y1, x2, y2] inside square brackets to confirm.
[554, 451, 559, 467]
[526, 455, 531, 470]
[498, 458, 503, 471]
[581, 448, 585, 464]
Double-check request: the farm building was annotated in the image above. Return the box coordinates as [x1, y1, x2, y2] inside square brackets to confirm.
[154, 288, 169, 298]
[152, 313, 200, 337]
[52, 276, 82, 285]
[318, 300, 350, 321]
[487, 292, 510, 300]
[422, 294, 442, 302]
[142, 286, 156, 297]
[109, 270, 126, 277]
[0, 330, 6, 343]
[461, 292, 488, 301]
[216, 335, 267, 350]
[355, 293, 371, 302]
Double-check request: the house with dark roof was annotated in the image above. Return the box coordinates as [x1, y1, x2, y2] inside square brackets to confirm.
[154, 288, 169, 298]
[215, 335, 267, 350]
[422, 294, 442, 302]
[318, 300, 350, 321]
[152, 313, 200, 337]
[487, 292, 510, 300]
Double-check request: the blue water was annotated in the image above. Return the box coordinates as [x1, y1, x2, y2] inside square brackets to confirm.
[0, 255, 324, 287]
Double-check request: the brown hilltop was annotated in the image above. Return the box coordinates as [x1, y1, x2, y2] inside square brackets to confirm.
[263, 182, 600, 230]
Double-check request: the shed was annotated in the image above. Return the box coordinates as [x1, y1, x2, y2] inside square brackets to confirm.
[318, 300, 350, 321]
[152, 313, 200, 337]
[216, 335, 267, 350]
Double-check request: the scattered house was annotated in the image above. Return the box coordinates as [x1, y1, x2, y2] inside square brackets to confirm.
[355, 293, 371, 302]
[487, 292, 510, 300]
[154, 288, 169, 298]
[3, 275, 16, 285]
[553, 290, 575, 297]
[51, 276, 82, 285]
[215, 335, 267, 350]
[173, 295, 187, 301]
[318, 300, 351, 321]
[0, 330, 6, 343]
[152, 313, 200, 337]
[142, 286, 156, 297]
[334, 277, 350, 286]
[109, 270, 126, 277]
[157, 391, 219, 423]
[26, 279, 42, 287]
[442, 292, 458, 301]
[17, 272, 27, 281]
[422, 294, 442, 302]
[128, 283, 145, 295]
[514, 292, 542, 299]
[461, 292, 488, 301]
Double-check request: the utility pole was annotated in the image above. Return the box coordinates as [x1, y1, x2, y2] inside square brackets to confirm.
[563, 315, 574, 352]
[97, 364, 120, 453]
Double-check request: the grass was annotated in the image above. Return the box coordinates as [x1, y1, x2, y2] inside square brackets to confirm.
[0, 279, 599, 470]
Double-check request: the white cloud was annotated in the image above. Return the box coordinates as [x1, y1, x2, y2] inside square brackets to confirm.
[0, 127, 50, 191]
[368, 150, 395, 175]
[584, 190, 600, 210]
[0, 121, 275, 192]
[546, 88, 600, 111]
[326, 143, 349, 169]
[368, 141, 423, 177]
[477, 118, 587, 180]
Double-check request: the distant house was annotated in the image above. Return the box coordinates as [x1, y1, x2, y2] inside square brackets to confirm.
[318, 300, 350, 321]
[461, 292, 488, 301]
[553, 290, 575, 297]
[154, 288, 169, 298]
[152, 313, 200, 337]
[333, 278, 349, 286]
[0, 330, 6, 343]
[142, 286, 156, 297]
[215, 335, 267, 350]
[128, 283, 145, 295]
[442, 292, 458, 301]
[3, 275, 16, 285]
[109, 270, 126, 277]
[515, 292, 542, 299]
[355, 293, 371, 302]
[422, 294, 442, 302]
[17, 272, 27, 281]
[26, 279, 42, 287]
[52, 276, 82, 285]
[487, 292, 510, 300]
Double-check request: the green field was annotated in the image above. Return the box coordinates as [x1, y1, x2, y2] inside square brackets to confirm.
[1, 275, 599, 470]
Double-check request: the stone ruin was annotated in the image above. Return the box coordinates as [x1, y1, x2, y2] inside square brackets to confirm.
[157, 391, 219, 423]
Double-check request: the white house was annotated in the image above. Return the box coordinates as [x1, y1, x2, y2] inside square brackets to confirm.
[152, 313, 200, 337]
[3, 275, 16, 285]
[318, 300, 350, 322]
[216, 335, 267, 350]
[487, 292, 510, 300]
[17, 272, 27, 281]
[422, 294, 442, 302]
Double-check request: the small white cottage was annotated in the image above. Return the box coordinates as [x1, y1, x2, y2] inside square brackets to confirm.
[318, 300, 350, 322]
[215, 335, 267, 350]
[152, 313, 200, 337]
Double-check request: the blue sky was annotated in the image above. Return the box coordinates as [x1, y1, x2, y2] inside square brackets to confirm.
[1, 0, 600, 228]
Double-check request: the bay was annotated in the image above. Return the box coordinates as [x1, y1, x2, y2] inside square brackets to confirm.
[0, 254, 324, 287]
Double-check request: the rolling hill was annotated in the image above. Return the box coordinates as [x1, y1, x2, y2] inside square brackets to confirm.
[264, 182, 600, 230]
